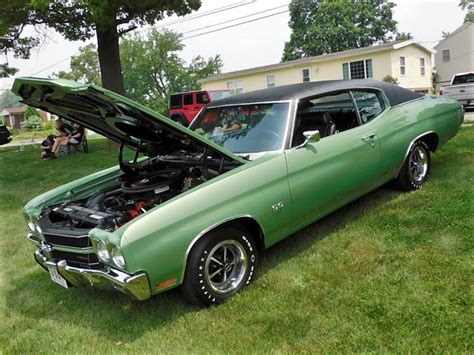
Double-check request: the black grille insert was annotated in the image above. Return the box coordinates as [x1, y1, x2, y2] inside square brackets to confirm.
[43, 233, 91, 248]
[51, 250, 101, 269]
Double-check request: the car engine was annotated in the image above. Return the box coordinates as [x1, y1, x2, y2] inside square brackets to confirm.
[38, 151, 236, 234]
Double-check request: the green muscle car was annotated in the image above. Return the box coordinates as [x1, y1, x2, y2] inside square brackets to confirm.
[13, 78, 463, 306]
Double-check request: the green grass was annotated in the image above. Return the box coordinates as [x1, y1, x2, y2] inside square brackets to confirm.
[1, 129, 473, 352]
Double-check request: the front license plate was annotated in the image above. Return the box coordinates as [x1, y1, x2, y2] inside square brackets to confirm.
[47, 265, 68, 289]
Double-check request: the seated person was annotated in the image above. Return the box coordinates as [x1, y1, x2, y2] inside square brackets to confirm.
[55, 118, 73, 137]
[52, 123, 84, 156]
[40, 135, 56, 160]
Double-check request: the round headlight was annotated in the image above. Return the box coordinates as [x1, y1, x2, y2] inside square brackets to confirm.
[97, 240, 110, 262]
[111, 246, 126, 269]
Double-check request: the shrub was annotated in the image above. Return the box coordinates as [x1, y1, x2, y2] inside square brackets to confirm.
[22, 115, 44, 131]
[382, 75, 399, 84]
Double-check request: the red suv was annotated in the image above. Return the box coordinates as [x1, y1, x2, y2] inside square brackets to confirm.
[168, 90, 233, 125]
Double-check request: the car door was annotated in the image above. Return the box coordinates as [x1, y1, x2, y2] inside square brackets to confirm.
[284, 91, 385, 230]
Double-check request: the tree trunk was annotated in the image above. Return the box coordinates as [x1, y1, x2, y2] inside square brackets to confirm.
[96, 24, 124, 151]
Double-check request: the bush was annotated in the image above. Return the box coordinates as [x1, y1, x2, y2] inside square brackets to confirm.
[22, 115, 44, 131]
[382, 75, 399, 84]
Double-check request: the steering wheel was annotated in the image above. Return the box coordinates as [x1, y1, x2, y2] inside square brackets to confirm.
[121, 169, 182, 193]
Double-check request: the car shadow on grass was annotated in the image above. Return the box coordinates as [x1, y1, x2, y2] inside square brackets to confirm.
[5, 184, 402, 343]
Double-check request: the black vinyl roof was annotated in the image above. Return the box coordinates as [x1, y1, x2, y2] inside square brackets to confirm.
[209, 79, 424, 107]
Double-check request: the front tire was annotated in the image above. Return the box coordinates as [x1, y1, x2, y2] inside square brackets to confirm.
[181, 226, 257, 307]
[395, 140, 431, 191]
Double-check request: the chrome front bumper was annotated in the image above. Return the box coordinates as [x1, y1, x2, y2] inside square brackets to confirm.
[34, 249, 151, 301]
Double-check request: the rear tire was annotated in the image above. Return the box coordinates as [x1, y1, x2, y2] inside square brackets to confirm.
[181, 225, 257, 307]
[395, 140, 431, 191]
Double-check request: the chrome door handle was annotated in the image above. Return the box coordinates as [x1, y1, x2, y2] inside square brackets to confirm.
[361, 133, 376, 142]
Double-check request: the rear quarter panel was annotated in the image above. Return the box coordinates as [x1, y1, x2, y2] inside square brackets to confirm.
[375, 95, 462, 178]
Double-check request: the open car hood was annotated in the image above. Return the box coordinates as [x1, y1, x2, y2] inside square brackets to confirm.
[12, 77, 246, 163]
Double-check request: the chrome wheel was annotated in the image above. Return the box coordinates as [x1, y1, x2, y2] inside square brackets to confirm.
[204, 240, 248, 294]
[408, 145, 429, 183]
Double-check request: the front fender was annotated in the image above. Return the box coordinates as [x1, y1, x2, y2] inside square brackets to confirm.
[116, 153, 292, 294]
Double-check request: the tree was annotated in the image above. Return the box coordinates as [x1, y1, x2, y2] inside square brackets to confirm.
[120, 29, 223, 113]
[282, 0, 397, 61]
[0, 90, 22, 111]
[396, 32, 413, 41]
[56, 30, 223, 114]
[0, 1, 201, 95]
[24, 106, 38, 120]
[459, 0, 474, 22]
[54, 44, 101, 85]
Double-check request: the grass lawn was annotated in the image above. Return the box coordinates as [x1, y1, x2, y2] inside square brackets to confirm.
[0, 129, 472, 352]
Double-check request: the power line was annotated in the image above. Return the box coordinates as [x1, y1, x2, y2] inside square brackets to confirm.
[181, 4, 289, 36]
[182, 9, 289, 41]
[136, 0, 257, 32]
[5, 1, 259, 81]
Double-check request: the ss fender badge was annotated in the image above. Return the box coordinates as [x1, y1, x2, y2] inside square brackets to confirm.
[272, 201, 284, 214]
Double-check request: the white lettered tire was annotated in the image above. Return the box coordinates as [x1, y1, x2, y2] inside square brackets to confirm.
[181, 225, 257, 307]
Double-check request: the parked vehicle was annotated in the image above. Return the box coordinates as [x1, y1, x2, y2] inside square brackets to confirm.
[0, 124, 12, 145]
[168, 89, 233, 125]
[13, 78, 463, 307]
[440, 72, 474, 107]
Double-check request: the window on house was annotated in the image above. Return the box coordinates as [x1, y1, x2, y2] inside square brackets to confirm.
[266, 75, 276, 88]
[442, 49, 450, 63]
[342, 63, 349, 80]
[342, 59, 373, 79]
[302, 68, 311, 82]
[420, 58, 426, 76]
[400, 56, 406, 76]
[227, 80, 244, 95]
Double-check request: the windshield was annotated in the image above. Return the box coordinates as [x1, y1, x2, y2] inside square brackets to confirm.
[208, 90, 234, 101]
[189, 102, 290, 154]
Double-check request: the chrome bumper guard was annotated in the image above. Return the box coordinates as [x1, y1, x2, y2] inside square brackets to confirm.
[34, 249, 151, 301]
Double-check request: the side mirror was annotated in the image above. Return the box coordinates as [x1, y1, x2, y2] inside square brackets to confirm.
[296, 130, 321, 149]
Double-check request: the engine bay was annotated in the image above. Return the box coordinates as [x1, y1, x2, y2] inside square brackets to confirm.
[39, 146, 241, 233]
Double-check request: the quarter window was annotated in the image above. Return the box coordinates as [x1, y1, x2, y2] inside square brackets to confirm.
[266, 75, 276, 88]
[302, 68, 311, 82]
[342, 59, 373, 79]
[351, 91, 384, 124]
[442, 49, 450, 63]
[227, 80, 244, 95]
[400, 57, 406, 76]
[420, 58, 426, 76]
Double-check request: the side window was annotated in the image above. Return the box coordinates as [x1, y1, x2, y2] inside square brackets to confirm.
[196, 92, 209, 104]
[351, 91, 384, 124]
[170, 94, 182, 108]
[183, 94, 194, 106]
[292, 91, 359, 147]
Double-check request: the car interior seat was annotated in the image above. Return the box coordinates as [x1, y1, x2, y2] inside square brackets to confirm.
[292, 111, 336, 146]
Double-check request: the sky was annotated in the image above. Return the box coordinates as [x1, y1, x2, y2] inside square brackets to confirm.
[0, 0, 468, 91]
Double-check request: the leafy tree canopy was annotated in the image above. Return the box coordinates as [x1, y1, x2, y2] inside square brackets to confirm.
[395, 32, 413, 41]
[282, 0, 398, 61]
[0, 89, 22, 111]
[55, 29, 222, 114]
[0, 0, 201, 85]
